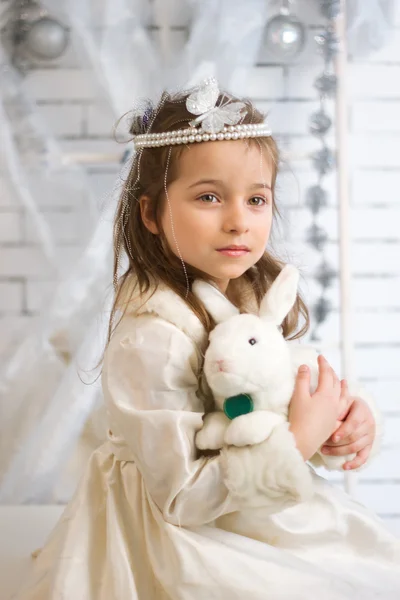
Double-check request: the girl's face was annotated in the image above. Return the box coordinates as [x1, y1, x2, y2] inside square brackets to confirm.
[145, 140, 274, 294]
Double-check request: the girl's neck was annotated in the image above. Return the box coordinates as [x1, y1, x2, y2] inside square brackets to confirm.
[225, 280, 240, 308]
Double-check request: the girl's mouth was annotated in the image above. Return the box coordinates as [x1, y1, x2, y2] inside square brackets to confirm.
[217, 245, 250, 257]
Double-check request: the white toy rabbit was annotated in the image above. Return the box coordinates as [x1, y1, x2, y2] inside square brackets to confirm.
[193, 264, 355, 471]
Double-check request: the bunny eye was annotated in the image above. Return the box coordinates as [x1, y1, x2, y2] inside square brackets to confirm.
[248, 338, 257, 345]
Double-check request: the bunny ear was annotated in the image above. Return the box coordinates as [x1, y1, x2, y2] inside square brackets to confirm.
[192, 280, 239, 324]
[259, 265, 300, 325]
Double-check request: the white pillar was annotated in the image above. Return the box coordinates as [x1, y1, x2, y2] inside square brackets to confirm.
[335, 0, 357, 497]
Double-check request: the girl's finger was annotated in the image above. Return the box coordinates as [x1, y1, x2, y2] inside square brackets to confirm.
[323, 421, 371, 448]
[338, 400, 351, 422]
[294, 365, 311, 398]
[342, 445, 372, 470]
[338, 380, 350, 417]
[332, 368, 341, 390]
[321, 434, 371, 456]
[316, 355, 334, 392]
[340, 379, 349, 396]
[331, 401, 369, 441]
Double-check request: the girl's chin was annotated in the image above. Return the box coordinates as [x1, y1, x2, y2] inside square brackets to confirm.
[205, 266, 251, 281]
[184, 259, 255, 286]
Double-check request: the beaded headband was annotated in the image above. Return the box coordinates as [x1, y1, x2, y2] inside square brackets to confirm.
[133, 78, 272, 149]
[133, 123, 272, 148]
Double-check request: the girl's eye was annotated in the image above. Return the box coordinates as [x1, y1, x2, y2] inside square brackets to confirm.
[249, 196, 267, 206]
[199, 194, 218, 203]
[249, 338, 257, 345]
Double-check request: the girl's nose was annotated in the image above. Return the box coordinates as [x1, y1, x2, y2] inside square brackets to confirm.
[216, 359, 225, 372]
[222, 203, 249, 234]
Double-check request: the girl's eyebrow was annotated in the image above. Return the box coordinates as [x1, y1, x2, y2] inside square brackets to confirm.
[188, 178, 222, 189]
[188, 178, 271, 190]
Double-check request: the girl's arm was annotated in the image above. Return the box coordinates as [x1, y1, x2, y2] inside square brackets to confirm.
[103, 315, 314, 527]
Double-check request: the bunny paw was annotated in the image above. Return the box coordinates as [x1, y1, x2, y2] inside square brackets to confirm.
[196, 412, 230, 451]
[224, 412, 285, 447]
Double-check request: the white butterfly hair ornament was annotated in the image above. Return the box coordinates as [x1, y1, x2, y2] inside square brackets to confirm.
[186, 78, 247, 134]
[132, 78, 272, 148]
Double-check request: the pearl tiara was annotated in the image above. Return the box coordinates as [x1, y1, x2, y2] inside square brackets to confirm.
[133, 123, 272, 148]
[132, 78, 272, 149]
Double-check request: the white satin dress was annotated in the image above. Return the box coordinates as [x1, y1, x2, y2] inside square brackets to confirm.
[14, 280, 400, 600]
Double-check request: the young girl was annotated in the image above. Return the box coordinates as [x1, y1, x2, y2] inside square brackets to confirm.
[16, 79, 400, 600]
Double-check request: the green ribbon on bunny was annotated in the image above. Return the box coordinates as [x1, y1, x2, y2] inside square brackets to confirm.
[223, 394, 254, 420]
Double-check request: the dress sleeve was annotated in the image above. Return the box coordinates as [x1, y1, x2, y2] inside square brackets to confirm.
[103, 314, 314, 527]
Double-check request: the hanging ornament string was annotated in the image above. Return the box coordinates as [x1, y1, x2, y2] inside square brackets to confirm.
[306, 0, 341, 341]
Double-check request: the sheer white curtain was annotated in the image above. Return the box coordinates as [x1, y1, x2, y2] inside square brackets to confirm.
[0, 0, 272, 504]
[0, 44, 102, 500]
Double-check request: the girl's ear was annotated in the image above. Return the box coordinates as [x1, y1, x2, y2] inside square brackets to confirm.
[192, 280, 239, 324]
[140, 195, 159, 234]
[259, 264, 299, 325]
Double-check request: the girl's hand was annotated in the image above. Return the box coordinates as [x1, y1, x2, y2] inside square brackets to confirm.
[289, 355, 342, 461]
[320, 396, 376, 470]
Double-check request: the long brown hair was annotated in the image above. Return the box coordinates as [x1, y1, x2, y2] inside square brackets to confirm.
[108, 87, 309, 353]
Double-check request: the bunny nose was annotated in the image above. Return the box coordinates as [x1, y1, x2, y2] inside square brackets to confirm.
[216, 359, 225, 372]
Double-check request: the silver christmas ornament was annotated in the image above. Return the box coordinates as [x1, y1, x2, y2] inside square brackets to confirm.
[312, 146, 335, 175]
[306, 224, 328, 251]
[264, 13, 306, 61]
[306, 185, 328, 214]
[25, 16, 69, 60]
[309, 110, 332, 136]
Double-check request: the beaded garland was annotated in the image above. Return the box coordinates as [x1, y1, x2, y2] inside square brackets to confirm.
[133, 123, 272, 149]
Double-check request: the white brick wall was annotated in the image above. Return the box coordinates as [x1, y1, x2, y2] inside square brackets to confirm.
[37, 104, 84, 137]
[0, 0, 399, 529]
[0, 211, 22, 243]
[24, 69, 99, 101]
[353, 101, 400, 132]
[349, 64, 400, 97]
[0, 281, 24, 312]
[352, 170, 400, 205]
